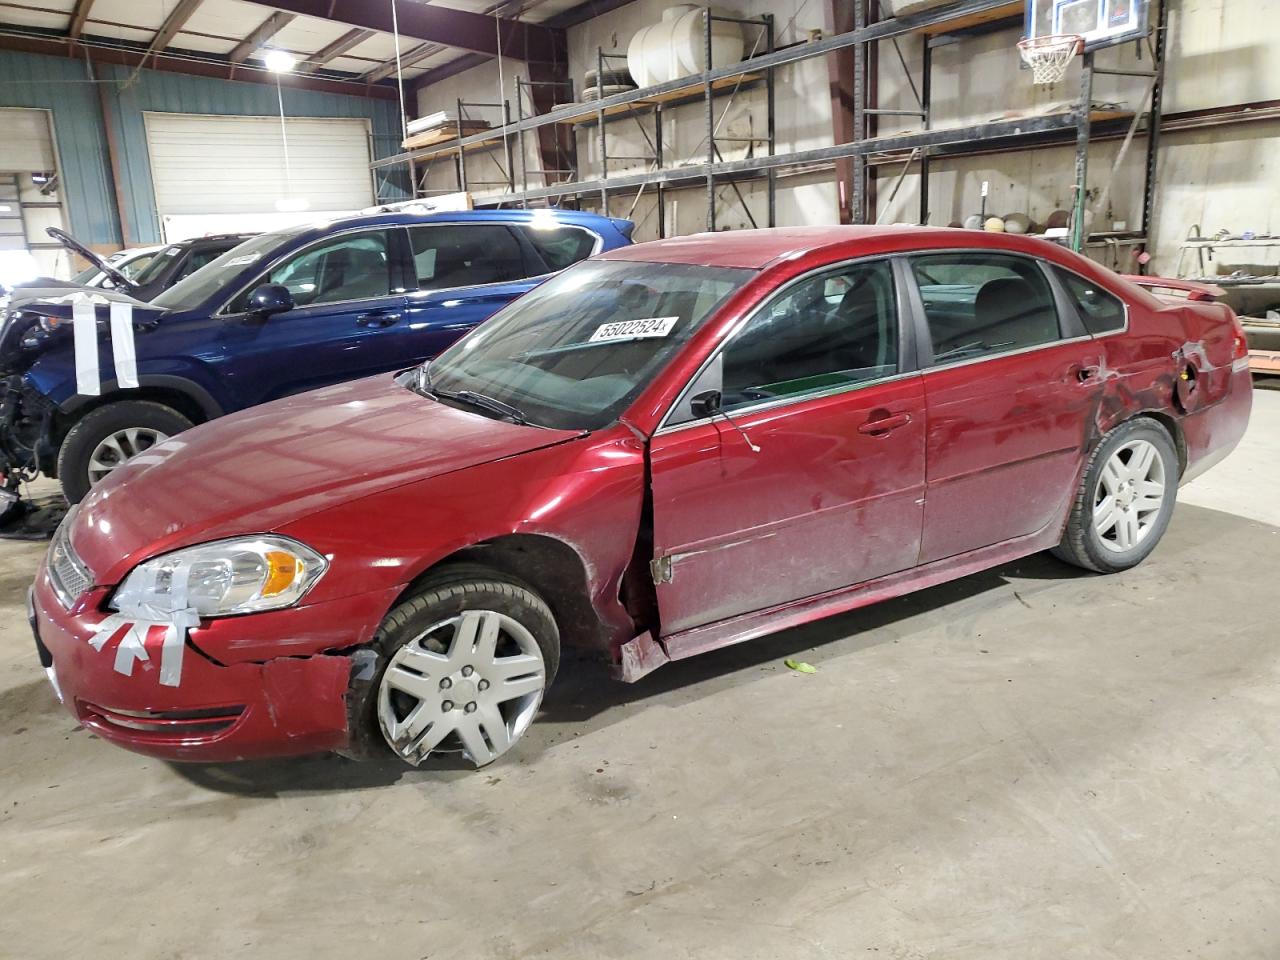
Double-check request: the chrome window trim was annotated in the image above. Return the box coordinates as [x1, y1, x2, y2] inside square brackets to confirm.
[1050, 262, 1132, 338]
[655, 254, 908, 436]
[921, 332, 1095, 374]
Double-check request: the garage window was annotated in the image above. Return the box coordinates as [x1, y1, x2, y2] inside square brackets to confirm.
[911, 253, 1063, 364]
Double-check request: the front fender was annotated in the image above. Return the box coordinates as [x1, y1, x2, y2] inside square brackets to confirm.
[24, 351, 228, 419]
[276, 426, 648, 653]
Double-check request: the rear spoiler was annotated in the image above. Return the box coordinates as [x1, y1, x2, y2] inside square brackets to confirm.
[610, 217, 636, 241]
[1122, 275, 1226, 302]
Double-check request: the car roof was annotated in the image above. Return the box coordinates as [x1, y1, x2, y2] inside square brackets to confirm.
[598, 225, 1059, 270]
[112, 244, 166, 260]
[297, 207, 625, 235]
[183, 234, 257, 246]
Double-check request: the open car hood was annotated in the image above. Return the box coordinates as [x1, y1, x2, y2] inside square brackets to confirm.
[45, 227, 134, 291]
[72, 373, 583, 584]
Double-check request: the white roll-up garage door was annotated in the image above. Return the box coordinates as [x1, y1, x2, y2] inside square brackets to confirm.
[144, 112, 374, 240]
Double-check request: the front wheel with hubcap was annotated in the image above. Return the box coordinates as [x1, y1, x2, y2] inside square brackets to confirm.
[1053, 417, 1179, 573]
[58, 400, 193, 503]
[368, 572, 559, 767]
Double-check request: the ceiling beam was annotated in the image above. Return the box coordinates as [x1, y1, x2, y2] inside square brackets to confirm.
[410, 51, 490, 93]
[0, 31, 399, 100]
[145, 0, 203, 61]
[296, 26, 374, 74]
[68, 0, 97, 39]
[544, 0, 639, 28]
[228, 10, 297, 63]
[362, 42, 441, 84]
[239, 0, 564, 62]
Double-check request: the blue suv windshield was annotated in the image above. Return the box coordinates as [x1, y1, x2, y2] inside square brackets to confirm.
[151, 229, 303, 312]
[423, 259, 754, 431]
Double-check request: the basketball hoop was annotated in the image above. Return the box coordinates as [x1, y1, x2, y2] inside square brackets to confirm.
[1017, 34, 1083, 85]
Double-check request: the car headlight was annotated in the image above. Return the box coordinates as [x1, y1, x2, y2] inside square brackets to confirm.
[111, 536, 328, 617]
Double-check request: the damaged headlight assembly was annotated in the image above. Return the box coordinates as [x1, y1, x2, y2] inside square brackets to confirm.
[110, 536, 329, 618]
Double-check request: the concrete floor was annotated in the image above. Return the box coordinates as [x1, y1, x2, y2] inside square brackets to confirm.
[2, 385, 1278, 960]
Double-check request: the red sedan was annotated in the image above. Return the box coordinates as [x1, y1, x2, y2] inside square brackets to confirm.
[30, 226, 1252, 767]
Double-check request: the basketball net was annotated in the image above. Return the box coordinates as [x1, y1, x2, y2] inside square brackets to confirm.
[1018, 35, 1083, 85]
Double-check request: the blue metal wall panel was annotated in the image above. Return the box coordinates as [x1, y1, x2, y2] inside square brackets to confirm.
[0, 49, 407, 247]
[0, 50, 119, 244]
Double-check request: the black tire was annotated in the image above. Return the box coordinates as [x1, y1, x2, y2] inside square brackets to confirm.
[355, 565, 560, 767]
[1052, 417, 1179, 574]
[582, 67, 633, 88]
[57, 400, 193, 503]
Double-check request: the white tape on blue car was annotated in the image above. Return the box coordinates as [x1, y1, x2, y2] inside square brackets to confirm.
[57, 291, 137, 395]
[72, 300, 100, 396]
[109, 300, 139, 388]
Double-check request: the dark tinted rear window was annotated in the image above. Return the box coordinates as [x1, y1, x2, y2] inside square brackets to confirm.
[518, 225, 598, 272]
[1055, 267, 1127, 334]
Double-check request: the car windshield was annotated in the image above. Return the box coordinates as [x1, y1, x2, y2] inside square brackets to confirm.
[118, 251, 160, 282]
[131, 244, 183, 285]
[151, 230, 302, 312]
[423, 259, 754, 431]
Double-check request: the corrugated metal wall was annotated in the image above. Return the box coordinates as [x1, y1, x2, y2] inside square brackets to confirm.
[0, 50, 117, 244]
[0, 49, 408, 247]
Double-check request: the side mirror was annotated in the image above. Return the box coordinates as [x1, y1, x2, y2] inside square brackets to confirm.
[689, 389, 722, 420]
[246, 283, 294, 318]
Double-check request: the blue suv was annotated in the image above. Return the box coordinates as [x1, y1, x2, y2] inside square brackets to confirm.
[0, 209, 632, 503]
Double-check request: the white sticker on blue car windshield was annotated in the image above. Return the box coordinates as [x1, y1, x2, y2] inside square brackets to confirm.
[589, 316, 679, 343]
[226, 253, 261, 267]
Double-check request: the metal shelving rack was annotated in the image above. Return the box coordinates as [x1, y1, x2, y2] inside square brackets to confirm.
[372, 0, 1168, 252]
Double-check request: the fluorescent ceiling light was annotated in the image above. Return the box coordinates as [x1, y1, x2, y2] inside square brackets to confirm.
[263, 49, 297, 73]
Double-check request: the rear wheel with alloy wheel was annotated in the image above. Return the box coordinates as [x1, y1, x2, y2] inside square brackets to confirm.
[368, 571, 559, 767]
[1053, 417, 1179, 573]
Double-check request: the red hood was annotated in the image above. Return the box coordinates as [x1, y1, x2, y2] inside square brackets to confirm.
[72, 374, 580, 585]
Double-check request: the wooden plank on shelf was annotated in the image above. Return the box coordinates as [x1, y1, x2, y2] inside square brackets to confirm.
[916, 0, 1023, 34]
[563, 73, 762, 126]
[401, 122, 493, 151]
[1247, 350, 1280, 374]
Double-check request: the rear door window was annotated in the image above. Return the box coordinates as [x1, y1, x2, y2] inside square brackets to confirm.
[1055, 267, 1127, 334]
[409, 224, 529, 289]
[516, 225, 598, 272]
[910, 253, 1064, 364]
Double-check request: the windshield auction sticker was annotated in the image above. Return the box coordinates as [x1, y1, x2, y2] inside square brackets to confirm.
[589, 316, 679, 343]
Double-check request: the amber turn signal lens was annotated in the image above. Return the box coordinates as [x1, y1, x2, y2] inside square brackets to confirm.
[261, 550, 304, 598]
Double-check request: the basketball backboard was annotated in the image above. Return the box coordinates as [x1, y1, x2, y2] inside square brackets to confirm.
[1026, 0, 1150, 51]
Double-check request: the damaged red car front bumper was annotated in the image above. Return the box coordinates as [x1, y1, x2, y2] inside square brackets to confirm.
[29, 562, 399, 763]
